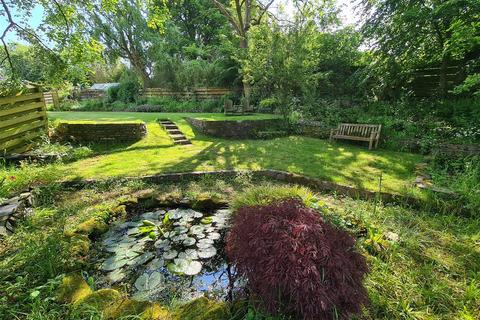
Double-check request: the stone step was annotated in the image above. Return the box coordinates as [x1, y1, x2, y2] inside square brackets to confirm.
[167, 129, 182, 135]
[163, 125, 178, 130]
[174, 139, 192, 145]
[171, 134, 187, 140]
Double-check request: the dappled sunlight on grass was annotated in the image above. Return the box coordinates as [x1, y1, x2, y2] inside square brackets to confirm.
[49, 112, 423, 193]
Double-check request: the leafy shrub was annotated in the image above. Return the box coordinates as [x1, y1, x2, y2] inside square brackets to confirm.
[258, 97, 279, 113]
[231, 184, 316, 210]
[117, 71, 141, 103]
[106, 85, 120, 103]
[226, 199, 368, 319]
[428, 154, 480, 214]
[81, 99, 106, 111]
[55, 99, 81, 111]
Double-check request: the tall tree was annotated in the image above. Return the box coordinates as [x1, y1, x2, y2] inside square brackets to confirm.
[210, 0, 275, 108]
[84, 0, 167, 87]
[361, 0, 480, 97]
[1, 0, 103, 86]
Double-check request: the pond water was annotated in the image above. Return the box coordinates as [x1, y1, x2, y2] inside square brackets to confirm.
[97, 207, 234, 302]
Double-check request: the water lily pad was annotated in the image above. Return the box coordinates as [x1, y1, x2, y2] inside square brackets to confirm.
[197, 241, 214, 249]
[127, 252, 154, 267]
[172, 234, 188, 242]
[174, 226, 189, 234]
[195, 233, 206, 239]
[127, 228, 140, 235]
[184, 249, 199, 260]
[146, 258, 164, 271]
[168, 209, 182, 220]
[183, 237, 196, 246]
[134, 271, 165, 291]
[168, 258, 202, 276]
[198, 238, 214, 245]
[107, 269, 126, 283]
[101, 256, 130, 271]
[201, 216, 213, 224]
[198, 246, 217, 259]
[207, 232, 221, 240]
[190, 225, 204, 235]
[154, 239, 171, 249]
[193, 211, 203, 218]
[163, 250, 178, 260]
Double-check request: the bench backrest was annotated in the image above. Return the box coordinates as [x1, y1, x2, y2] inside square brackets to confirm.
[337, 123, 381, 138]
[224, 99, 235, 113]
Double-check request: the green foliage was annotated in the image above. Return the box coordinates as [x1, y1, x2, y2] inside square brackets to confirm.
[117, 71, 141, 103]
[106, 85, 120, 103]
[361, 0, 480, 98]
[231, 183, 316, 211]
[303, 97, 480, 152]
[428, 154, 480, 214]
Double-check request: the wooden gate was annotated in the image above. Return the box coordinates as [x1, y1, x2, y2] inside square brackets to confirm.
[0, 90, 48, 154]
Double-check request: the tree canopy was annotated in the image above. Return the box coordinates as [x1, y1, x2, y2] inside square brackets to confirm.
[0, 0, 479, 98]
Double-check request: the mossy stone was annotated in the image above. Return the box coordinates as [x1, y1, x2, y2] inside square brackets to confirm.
[134, 189, 159, 209]
[156, 193, 182, 207]
[118, 196, 139, 209]
[69, 234, 90, 256]
[75, 217, 109, 237]
[76, 288, 121, 309]
[103, 298, 170, 319]
[174, 297, 230, 320]
[191, 194, 228, 211]
[57, 273, 93, 304]
[110, 205, 127, 218]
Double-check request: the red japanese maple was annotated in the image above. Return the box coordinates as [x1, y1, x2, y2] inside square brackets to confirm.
[226, 199, 368, 319]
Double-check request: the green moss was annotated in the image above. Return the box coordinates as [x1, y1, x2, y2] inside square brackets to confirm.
[57, 273, 93, 304]
[231, 183, 316, 211]
[69, 234, 90, 256]
[109, 204, 127, 218]
[76, 288, 121, 309]
[103, 298, 170, 319]
[74, 217, 109, 237]
[191, 193, 228, 210]
[118, 196, 139, 209]
[174, 297, 230, 320]
[156, 192, 183, 207]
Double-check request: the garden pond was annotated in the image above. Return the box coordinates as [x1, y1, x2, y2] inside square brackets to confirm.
[95, 206, 236, 303]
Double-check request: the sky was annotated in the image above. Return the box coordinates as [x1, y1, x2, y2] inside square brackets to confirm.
[0, 0, 361, 44]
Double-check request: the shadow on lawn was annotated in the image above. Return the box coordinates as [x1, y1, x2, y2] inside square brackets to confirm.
[155, 132, 415, 191]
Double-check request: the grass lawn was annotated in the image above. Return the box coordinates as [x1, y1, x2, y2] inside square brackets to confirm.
[0, 179, 478, 319]
[47, 111, 422, 194]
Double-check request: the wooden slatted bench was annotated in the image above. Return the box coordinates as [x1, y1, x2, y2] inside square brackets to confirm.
[224, 99, 254, 115]
[330, 123, 382, 150]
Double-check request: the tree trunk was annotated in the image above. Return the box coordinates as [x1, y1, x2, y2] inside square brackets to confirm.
[439, 54, 448, 97]
[239, 37, 251, 111]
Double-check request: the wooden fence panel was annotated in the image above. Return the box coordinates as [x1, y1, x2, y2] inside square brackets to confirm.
[141, 87, 233, 100]
[0, 90, 48, 154]
[43, 91, 60, 109]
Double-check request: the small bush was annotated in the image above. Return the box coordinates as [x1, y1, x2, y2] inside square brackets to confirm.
[231, 183, 316, 210]
[106, 85, 120, 103]
[81, 99, 106, 111]
[117, 71, 141, 103]
[226, 199, 368, 320]
[258, 97, 279, 113]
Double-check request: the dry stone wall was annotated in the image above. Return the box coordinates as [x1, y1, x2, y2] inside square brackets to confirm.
[55, 122, 147, 143]
[186, 117, 284, 139]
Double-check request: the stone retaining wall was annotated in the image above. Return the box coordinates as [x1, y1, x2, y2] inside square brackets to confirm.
[61, 169, 409, 205]
[185, 117, 284, 139]
[436, 143, 480, 155]
[55, 122, 147, 143]
[297, 120, 331, 139]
